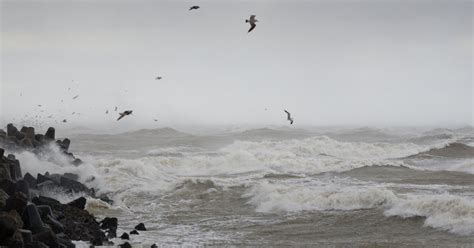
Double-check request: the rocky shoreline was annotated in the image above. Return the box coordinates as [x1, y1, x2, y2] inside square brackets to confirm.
[0, 124, 149, 247]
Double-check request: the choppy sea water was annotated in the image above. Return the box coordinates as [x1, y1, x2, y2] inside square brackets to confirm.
[13, 126, 474, 247]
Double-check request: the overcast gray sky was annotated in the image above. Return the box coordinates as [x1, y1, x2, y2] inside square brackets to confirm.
[1, 0, 472, 130]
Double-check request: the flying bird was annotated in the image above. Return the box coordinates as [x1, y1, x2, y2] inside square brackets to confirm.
[38, 105, 42, 107]
[117, 110, 133, 121]
[62, 119, 67, 123]
[114, 106, 118, 111]
[284, 110, 293, 125]
[154, 119, 158, 122]
[246, 15, 258, 33]
[155, 76, 162, 80]
[106, 110, 109, 114]
[72, 95, 79, 99]
[189, 5, 200, 10]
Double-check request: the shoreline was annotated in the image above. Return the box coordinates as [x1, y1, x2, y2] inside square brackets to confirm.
[0, 123, 151, 247]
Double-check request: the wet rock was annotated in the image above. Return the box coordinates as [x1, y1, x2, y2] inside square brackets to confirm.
[36, 205, 53, 218]
[7, 123, 18, 137]
[24, 173, 37, 189]
[62, 173, 79, 181]
[60, 176, 93, 195]
[130, 229, 139, 235]
[14, 179, 30, 199]
[0, 179, 16, 195]
[33, 196, 107, 245]
[7, 210, 24, 229]
[135, 222, 146, 231]
[37, 173, 55, 185]
[0, 161, 12, 181]
[32, 196, 61, 207]
[0, 212, 19, 240]
[34, 134, 44, 143]
[8, 158, 23, 182]
[33, 229, 59, 248]
[0, 189, 9, 209]
[19, 229, 33, 244]
[151, 244, 158, 248]
[44, 215, 64, 234]
[26, 241, 49, 248]
[99, 194, 114, 205]
[15, 131, 26, 141]
[5, 191, 28, 214]
[66, 196, 86, 210]
[57, 138, 71, 152]
[0, 148, 4, 158]
[57, 236, 75, 248]
[25, 127, 35, 139]
[72, 158, 83, 166]
[20, 138, 34, 148]
[119, 232, 129, 240]
[120, 242, 132, 248]
[100, 217, 118, 238]
[44, 127, 55, 141]
[22, 204, 46, 234]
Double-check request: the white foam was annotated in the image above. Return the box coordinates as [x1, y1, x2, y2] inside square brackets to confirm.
[244, 179, 474, 235]
[385, 193, 474, 235]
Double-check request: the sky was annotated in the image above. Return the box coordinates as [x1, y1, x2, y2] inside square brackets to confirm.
[1, 0, 472, 130]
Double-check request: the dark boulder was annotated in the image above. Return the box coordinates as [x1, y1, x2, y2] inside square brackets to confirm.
[135, 222, 147, 231]
[15, 131, 26, 141]
[151, 244, 158, 248]
[37, 173, 55, 185]
[0, 161, 12, 181]
[66, 196, 86, 210]
[22, 204, 46, 234]
[119, 232, 129, 240]
[20, 138, 34, 148]
[32, 196, 61, 207]
[36, 205, 53, 218]
[100, 217, 118, 238]
[72, 158, 83, 166]
[24, 173, 37, 189]
[0, 179, 16, 195]
[44, 127, 55, 141]
[0, 189, 8, 209]
[25, 127, 35, 139]
[62, 173, 79, 181]
[26, 241, 49, 248]
[0, 213, 17, 240]
[5, 191, 28, 214]
[60, 176, 92, 195]
[19, 229, 33, 244]
[33, 229, 59, 248]
[130, 229, 139, 235]
[8, 158, 23, 182]
[120, 242, 132, 248]
[14, 179, 30, 199]
[44, 215, 64, 234]
[0, 148, 4, 158]
[7, 123, 18, 137]
[34, 134, 44, 143]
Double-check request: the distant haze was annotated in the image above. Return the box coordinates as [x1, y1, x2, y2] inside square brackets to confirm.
[1, 0, 472, 130]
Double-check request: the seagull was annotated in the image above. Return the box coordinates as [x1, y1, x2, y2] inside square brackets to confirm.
[246, 15, 258, 33]
[155, 76, 162, 80]
[38, 105, 42, 107]
[189, 5, 200, 10]
[72, 95, 79, 99]
[117, 110, 133, 121]
[106, 110, 109, 114]
[62, 119, 67, 123]
[284, 110, 293, 125]
[72, 112, 75, 115]
[154, 119, 158, 122]
[114, 106, 118, 111]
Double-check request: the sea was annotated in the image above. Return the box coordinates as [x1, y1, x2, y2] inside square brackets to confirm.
[12, 126, 474, 247]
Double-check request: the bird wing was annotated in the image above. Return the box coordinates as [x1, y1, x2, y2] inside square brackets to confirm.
[248, 23, 256, 32]
[117, 113, 124, 121]
[250, 15, 256, 21]
[290, 119, 294, 125]
[284, 110, 291, 119]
